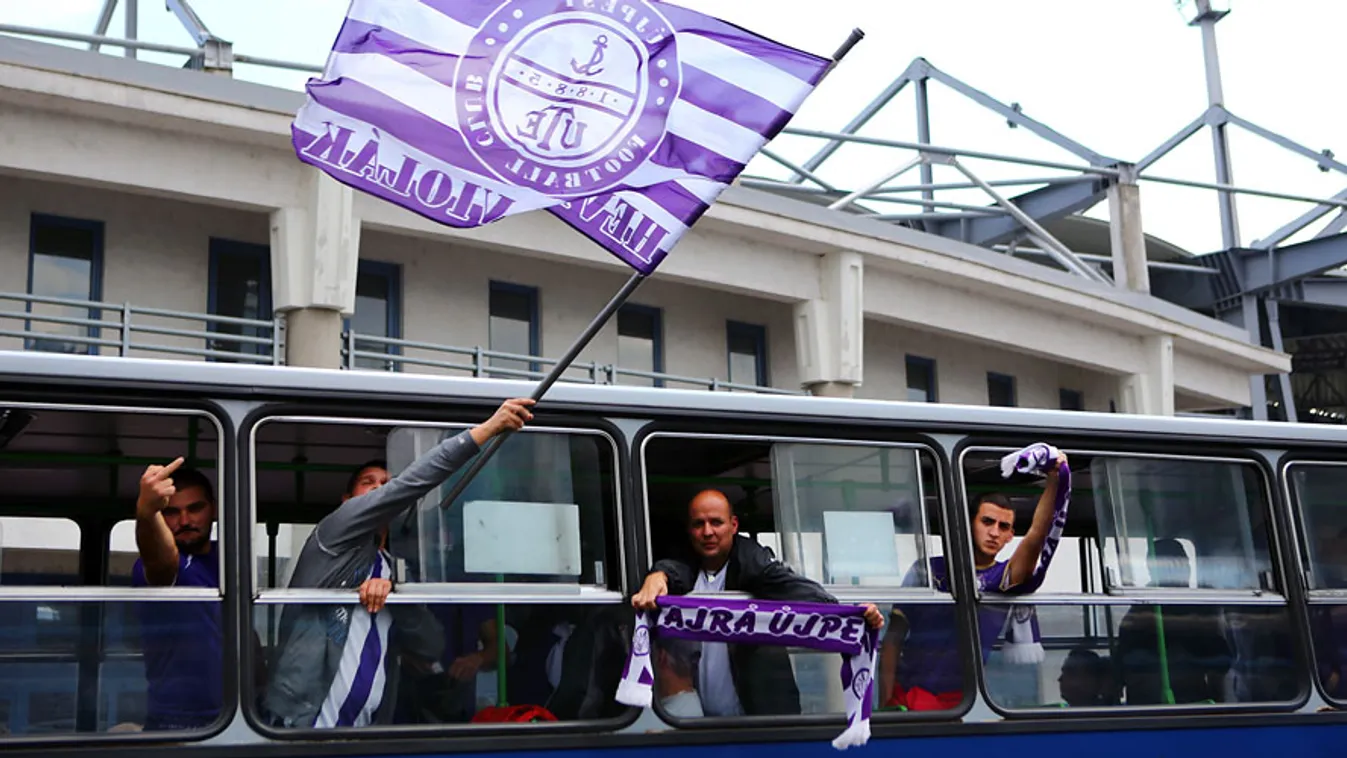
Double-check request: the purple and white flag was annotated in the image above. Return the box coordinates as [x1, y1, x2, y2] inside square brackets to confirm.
[618, 595, 878, 750]
[997, 442, 1071, 664]
[292, 0, 833, 273]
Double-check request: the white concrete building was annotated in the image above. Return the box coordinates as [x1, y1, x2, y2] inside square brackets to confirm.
[0, 34, 1289, 415]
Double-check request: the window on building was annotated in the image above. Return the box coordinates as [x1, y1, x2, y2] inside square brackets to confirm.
[348, 261, 402, 371]
[26, 215, 103, 355]
[488, 282, 539, 379]
[726, 321, 768, 388]
[906, 355, 937, 402]
[207, 239, 273, 361]
[987, 372, 1017, 407]
[1060, 388, 1084, 411]
[617, 304, 663, 386]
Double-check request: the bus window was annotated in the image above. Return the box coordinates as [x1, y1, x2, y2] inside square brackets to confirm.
[641, 433, 954, 722]
[963, 447, 1299, 713]
[0, 404, 227, 741]
[1285, 463, 1347, 704]
[248, 416, 626, 730]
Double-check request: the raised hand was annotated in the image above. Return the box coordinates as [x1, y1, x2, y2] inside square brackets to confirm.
[470, 398, 536, 446]
[137, 457, 184, 517]
[631, 571, 668, 611]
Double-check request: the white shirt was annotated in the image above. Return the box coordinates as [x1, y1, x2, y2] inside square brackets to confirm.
[693, 565, 743, 717]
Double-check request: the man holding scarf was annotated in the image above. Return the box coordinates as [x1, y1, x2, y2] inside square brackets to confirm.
[631, 489, 884, 717]
[879, 443, 1070, 711]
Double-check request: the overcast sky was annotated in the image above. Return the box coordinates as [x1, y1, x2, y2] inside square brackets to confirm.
[5, 0, 1346, 254]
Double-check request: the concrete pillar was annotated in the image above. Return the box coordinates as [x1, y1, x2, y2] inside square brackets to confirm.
[794, 252, 863, 398]
[269, 169, 361, 369]
[1117, 335, 1174, 416]
[1107, 163, 1150, 294]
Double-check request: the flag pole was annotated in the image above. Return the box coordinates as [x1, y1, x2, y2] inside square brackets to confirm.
[436, 270, 648, 510]
[432, 26, 862, 511]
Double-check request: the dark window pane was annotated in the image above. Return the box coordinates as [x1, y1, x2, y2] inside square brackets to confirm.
[906, 356, 936, 402]
[27, 220, 99, 355]
[1060, 389, 1084, 411]
[727, 322, 766, 387]
[353, 267, 397, 370]
[489, 285, 537, 379]
[617, 306, 660, 386]
[210, 244, 271, 360]
[987, 373, 1016, 407]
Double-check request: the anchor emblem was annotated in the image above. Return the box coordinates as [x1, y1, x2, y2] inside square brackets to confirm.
[571, 34, 608, 76]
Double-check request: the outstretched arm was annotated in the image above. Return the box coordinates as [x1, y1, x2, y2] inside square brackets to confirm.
[134, 457, 185, 586]
[314, 398, 535, 553]
[1004, 450, 1068, 589]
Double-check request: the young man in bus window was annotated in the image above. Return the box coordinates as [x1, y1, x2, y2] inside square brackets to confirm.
[878, 449, 1067, 711]
[132, 459, 224, 731]
[261, 397, 534, 729]
[631, 489, 884, 717]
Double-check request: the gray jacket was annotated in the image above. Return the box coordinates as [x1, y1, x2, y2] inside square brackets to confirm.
[262, 430, 480, 728]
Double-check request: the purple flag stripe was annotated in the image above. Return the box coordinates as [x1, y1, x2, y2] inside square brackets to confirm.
[636, 180, 710, 223]
[417, 0, 499, 30]
[677, 64, 796, 139]
[650, 133, 744, 184]
[304, 79, 482, 179]
[654, 2, 830, 83]
[332, 20, 462, 83]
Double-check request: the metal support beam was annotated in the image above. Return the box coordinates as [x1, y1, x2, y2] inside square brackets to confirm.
[1320, 212, 1347, 240]
[1195, 0, 1241, 250]
[1137, 113, 1206, 172]
[1243, 233, 1347, 293]
[1226, 110, 1347, 176]
[925, 172, 1111, 249]
[946, 157, 1110, 284]
[923, 64, 1109, 165]
[828, 156, 925, 211]
[1265, 300, 1298, 422]
[124, 0, 137, 59]
[915, 77, 935, 215]
[90, 0, 118, 51]
[1255, 187, 1347, 248]
[793, 59, 923, 181]
[165, 0, 216, 46]
[1272, 278, 1347, 310]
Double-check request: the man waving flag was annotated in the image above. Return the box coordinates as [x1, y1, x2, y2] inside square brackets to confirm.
[292, 0, 842, 274]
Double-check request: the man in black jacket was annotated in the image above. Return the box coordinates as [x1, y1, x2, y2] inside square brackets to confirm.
[632, 489, 883, 716]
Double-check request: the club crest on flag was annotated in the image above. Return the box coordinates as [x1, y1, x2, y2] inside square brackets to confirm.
[293, 0, 842, 274]
[455, 0, 679, 197]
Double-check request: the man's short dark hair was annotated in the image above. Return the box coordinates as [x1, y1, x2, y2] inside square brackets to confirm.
[346, 459, 388, 495]
[655, 636, 700, 679]
[171, 466, 216, 504]
[971, 492, 1012, 516]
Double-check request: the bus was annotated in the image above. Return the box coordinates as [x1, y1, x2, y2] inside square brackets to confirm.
[0, 348, 1344, 757]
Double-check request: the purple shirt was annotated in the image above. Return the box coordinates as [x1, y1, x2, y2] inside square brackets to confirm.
[893, 557, 1013, 694]
[131, 544, 222, 729]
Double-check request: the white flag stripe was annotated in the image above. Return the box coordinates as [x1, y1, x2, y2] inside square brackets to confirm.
[674, 176, 728, 206]
[667, 99, 768, 166]
[325, 52, 462, 132]
[345, 0, 474, 58]
[598, 189, 691, 249]
[624, 162, 725, 204]
[294, 101, 558, 212]
[674, 32, 816, 114]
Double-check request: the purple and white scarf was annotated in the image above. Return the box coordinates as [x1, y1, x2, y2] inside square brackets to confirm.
[997, 443, 1071, 664]
[618, 595, 878, 750]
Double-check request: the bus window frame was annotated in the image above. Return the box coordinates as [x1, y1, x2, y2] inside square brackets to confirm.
[242, 411, 639, 740]
[0, 399, 232, 745]
[636, 429, 970, 729]
[956, 443, 1307, 718]
[1280, 458, 1347, 709]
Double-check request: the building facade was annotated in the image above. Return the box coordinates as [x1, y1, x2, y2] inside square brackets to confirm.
[0, 34, 1289, 415]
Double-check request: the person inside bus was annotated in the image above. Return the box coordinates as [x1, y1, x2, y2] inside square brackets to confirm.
[878, 449, 1068, 711]
[631, 489, 884, 717]
[1116, 538, 1232, 705]
[260, 398, 535, 729]
[1314, 527, 1347, 701]
[131, 458, 224, 731]
[1057, 647, 1117, 707]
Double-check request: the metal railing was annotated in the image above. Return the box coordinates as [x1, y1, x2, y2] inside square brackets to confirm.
[342, 331, 805, 396]
[0, 292, 282, 364]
